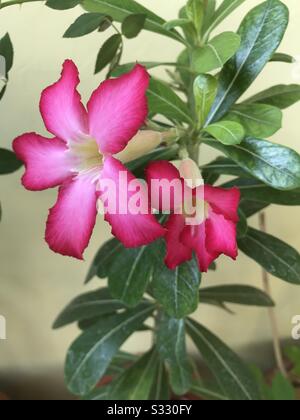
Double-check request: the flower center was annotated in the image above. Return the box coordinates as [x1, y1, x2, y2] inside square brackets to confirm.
[69, 138, 103, 173]
[182, 196, 210, 225]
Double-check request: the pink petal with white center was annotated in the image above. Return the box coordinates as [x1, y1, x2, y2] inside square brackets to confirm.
[205, 211, 238, 260]
[203, 185, 240, 222]
[99, 156, 165, 247]
[164, 214, 193, 270]
[13, 133, 72, 191]
[45, 175, 98, 259]
[181, 223, 218, 272]
[146, 160, 184, 212]
[87, 65, 149, 155]
[40, 60, 88, 144]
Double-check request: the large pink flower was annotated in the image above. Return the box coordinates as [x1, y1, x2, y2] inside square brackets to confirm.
[146, 159, 240, 272]
[13, 60, 165, 259]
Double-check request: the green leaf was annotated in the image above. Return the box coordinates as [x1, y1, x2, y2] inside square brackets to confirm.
[190, 381, 229, 400]
[194, 74, 218, 128]
[53, 288, 125, 329]
[270, 373, 296, 401]
[0, 148, 22, 175]
[192, 32, 241, 73]
[201, 157, 251, 179]
[206, 0, 289, 124]
[226, 104, 283, 138]
[65, 302, 155, 396]
[204, 121, 245, 145]
[95, 34, 122, 74]
[149, 361, 170, 400]
[270, 52, 294, 63]
[157, 314, 193, 396]
[205, 137, 300, 190]
[121, 13, 146, 39]
[0, 33, 13, 75]
[86, 238, 122, 282]
[240, 200, 269, 218]
[284, 346, 300, 377]
[244, 84, 300, 110]
[164, 19, 190, 31]
[205, 0, 246, 36]
[151, 242, 201, 319]
[148, 78, 192, 124]
[238, 227, 300, 284]
[200, 285, 274, 307]
[63, 13, 111, 38]
[222, 178, 300, 205]
[109, 348, 159, 400]
[237, 208, 248, 238]
[186, 319, 260, 400]
[46, 0, 80, 9]
[186, 0, 204, 35]
[82, 0, 184, 43]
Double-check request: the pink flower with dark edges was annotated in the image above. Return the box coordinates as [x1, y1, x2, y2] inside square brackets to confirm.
[146, 159, 240, 272]
[13, 60, 165, 259]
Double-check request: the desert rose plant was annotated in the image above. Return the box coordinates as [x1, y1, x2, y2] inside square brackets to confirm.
[1, 0, 300, 401]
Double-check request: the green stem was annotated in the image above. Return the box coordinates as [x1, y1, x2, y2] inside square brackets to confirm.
[0, 0, 43, 9]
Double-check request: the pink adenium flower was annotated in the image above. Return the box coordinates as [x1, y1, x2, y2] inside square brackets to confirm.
[13, 60, 165, 259]
[146, 159, 240, 272]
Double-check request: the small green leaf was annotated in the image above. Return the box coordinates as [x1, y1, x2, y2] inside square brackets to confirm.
[204, 121, 245, 145]
[0, 33, 13, 75]
[0, 148, 22, 175]
[270, 52, 294, 63]
[200, 285, 274, 307]
[239, 227, 300, 285]
[186, 318, 260, 400]
[270, 373, 296, 401]
[109, 349, 159, 400]
[186, 0, 204, 35]
[95, 34, 122, 74]
[237, 208, 248, 238]
[240, 200, 269, 218]
[46, 0, 80, 10]
[64, 13, 111, 38]
[244, 84, 300, 110]
[122, 13, 146, 39]
[157, 314, 193, 396]
[205, 0, 246, 35]
[194, 74, 218, 128]
[205, 137, 300, 190]
[192, 32, 241, 73]
[86, 237, 122, 282]
[65, 302, 155, 396]
[226, 104, 283, 138]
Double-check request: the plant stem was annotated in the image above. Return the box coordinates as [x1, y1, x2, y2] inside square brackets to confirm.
[259, 212, 288, 377]
[0, 0, 42, 9]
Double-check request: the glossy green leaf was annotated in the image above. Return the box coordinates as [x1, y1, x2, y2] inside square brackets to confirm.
[122, 13, 146, 39]
[65, 302, 155, 396]
[205, 0, 246, 36]
[46, 0, 80, 9]
[200, 285, 274, 307]
[201, 157, 251, 179]
[157, 314, 193, 396]
[192, 32, 241, 73]
[64, 13, 110, 38]
[238, 227, 300, 284]
[86, 237, 122, 282]
[206, 0, 289, 124]
[237, 208, 248, 238]
[150, 241, 201, 319]
[194, 74, 218, 128]
[244, 84, 300, 109]
[0, 33, 13, 75]
[240, 200, 269, 218]
[109, 349, 159, 400]
[187, 319, 260, 400]
[95, 34, 122, 74]
[186, 0, 204, 35]
[204, 121, 245, 145]
[222, 178, 300, 205]
[82, 0, 184, 43]
[0, 148, 22, 175]
[53, 288, 125, 329]
[148, 78, 192, 124]
[226, 104, 283, 138]
[205, 137, 300, 190]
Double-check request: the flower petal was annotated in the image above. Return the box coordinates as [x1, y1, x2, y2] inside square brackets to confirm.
[13, 133, 72, 191]
[181, 223, 218, 272]
[115, 130, 162, 164]
[99, 156, 165, 247]
[45, 175, 98, 259]
[146, 160, 183, 212]
[206, 211, 238, 260]
[40, 60, 88, 144]
[164, 214, 193, 270]
[203, 185, 240, 222]
[88, 64, 149, 155]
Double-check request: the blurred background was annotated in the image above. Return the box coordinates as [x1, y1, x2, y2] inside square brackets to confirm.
[0, 0, 299, 399]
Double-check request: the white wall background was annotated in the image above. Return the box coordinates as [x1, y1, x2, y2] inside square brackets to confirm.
[0, 0, 300, 374]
